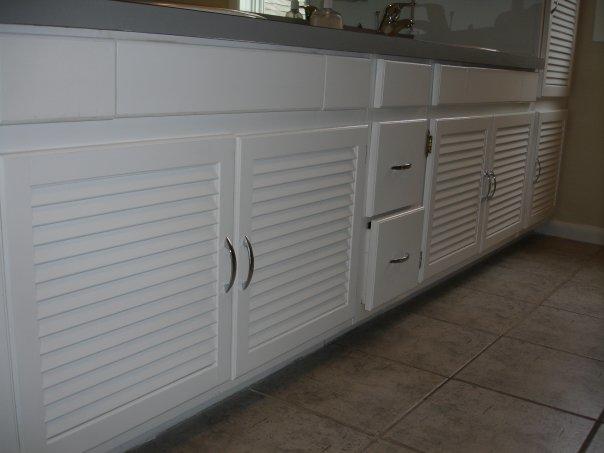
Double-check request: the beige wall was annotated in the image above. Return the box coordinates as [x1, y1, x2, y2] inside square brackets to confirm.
[554, 0, 604, 228]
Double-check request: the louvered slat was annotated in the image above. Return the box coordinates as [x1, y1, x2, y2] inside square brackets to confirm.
[31, 164, 222, 440]
[543, 0, 579, 93]
[485, 121, 530, 240]
[234, 127, 365, 377]
[426, 123, 487, 268]
[532, 117, 565, 218]
[247, 149, 355, 349]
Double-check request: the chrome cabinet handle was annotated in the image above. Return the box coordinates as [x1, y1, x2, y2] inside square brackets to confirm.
[224, 236, 237, 293]
[483, 170, 493, 200]
[489, 171, 497, 200]
[390, 253, 410, 264]
[391, 163, 412, 171]
[242, 235, 255, 290]
[534, 157, 542, 183]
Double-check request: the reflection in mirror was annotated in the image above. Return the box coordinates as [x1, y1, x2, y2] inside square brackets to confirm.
[126, 0, 544, 57]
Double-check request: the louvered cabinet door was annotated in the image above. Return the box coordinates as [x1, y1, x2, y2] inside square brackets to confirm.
[0, 136, 235, 452]
[233, 126, 367, 376]
[541, 0, 580, 97]
[482, 113, 534, 251]
[528, 110, 567, 226]
[421, 116, 491, 280]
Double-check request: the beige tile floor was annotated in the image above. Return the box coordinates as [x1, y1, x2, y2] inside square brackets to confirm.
[133, 234, 604, 453]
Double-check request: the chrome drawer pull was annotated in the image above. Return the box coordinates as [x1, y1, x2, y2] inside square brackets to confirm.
[224, 236, 237, 293]
[242, 235, 255, 290]
[391, 163, 412, 171]
[390, 253, 410, 263]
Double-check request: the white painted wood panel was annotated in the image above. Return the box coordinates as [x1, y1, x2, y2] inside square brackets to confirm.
[528, 110, 567, 226]
[541, 0, 580, 97]
[421, 116, 491, 280]
[373, 60, 432, 108]
[117, 41, 325, 116]
[364, 208, 423, 311]
[0, 136, 235, 452]
[366, 119, 428, 217]
[482, 113, 534, 251]
[433, 65, 538, 105]
[0, 34, 115, 124]
[233, 126, 367, 377]
[323, 56, 371, 110]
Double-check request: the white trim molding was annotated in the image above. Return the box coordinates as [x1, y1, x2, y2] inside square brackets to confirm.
[538, 220, 604, 245]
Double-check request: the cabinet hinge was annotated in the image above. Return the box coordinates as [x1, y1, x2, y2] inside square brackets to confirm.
[425, 131, 433, 156]
[419, 251, 423, 268]
[367, 221, 372, 229]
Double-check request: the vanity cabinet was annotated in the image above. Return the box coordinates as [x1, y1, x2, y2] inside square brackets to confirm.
[233, 126, 367, 376]
[421, 116, 491, 280]
[526, 110, 567, 227]
[540, 0, 580, 97]
[481, 113, 534, 251]
[0, 136, 236, 452]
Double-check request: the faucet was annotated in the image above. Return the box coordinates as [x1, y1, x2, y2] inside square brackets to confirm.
[378, 2, 415, 36]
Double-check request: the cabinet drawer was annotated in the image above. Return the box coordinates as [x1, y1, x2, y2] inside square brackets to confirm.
[366, 119, 428, 217]
[373, 60, 432, 108]
[432, 65, 538, 105]
[364, 208, 424, 311]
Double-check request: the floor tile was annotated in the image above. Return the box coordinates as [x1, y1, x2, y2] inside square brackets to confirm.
[460, 262, 562, 303]
[544, 280, 604, 318]
[253, 345, 445, 434]
[385, 380, 593, 453]
[132, 390, 372, 453]
[457, 337, 604, 418]
[488, 246, 585, 279]
[586, 424, 604, 453]
[338, 313, 496, 376]
[514, 234, 602, 258]
[412, 285, 535, 334]
[507, 306, 604, 361]
[573, 260, 604, 290]
[364, 440, 416, 452]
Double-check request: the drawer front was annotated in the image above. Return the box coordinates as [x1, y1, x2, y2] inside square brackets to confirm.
[364, 208, 424, 310]
[117, 40, 325, 116]
[433, 65, 538, 105]
[374, 60, 432, 108]
[0, 34, 115, 124]
[323, 56, 371, 110]
[366, 119, 428, 217]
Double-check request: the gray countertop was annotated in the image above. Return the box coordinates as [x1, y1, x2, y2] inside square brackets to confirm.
[0, 0, 542, 70]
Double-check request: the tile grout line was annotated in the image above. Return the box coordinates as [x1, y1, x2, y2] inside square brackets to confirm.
[452, 377, 600, 422]
[540, 302, 604, 320]
[578, 408, 604, 453]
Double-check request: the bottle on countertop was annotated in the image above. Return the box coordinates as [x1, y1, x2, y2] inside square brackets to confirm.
[309, 0, 343, 29]
[286, 0, 304, 19]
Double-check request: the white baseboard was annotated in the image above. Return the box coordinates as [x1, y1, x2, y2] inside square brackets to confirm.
[537, 220, 604, 245]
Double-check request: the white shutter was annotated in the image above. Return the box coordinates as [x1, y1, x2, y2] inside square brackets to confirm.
[1, 137, 235, 452]
[542, 0, 580, 97]
[234, 126, 367, 376]
[482, 113, 534, 250]
[530, 110, 567, 223]
[422, 116, 490, 280]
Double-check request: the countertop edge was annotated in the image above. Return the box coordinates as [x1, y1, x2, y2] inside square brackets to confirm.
[0, 0, 543, 70]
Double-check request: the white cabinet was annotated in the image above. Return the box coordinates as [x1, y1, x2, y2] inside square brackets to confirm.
[541, 0, 580, 97]
[421, 116, 491, 280]
[366, 119, 428, 217]
[364, 208, 424, 311]
[232, 126, 367, 376]
[0, 136, 236, 452]
[526, 110, 567, 226]
[481, 113, 535, 251]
